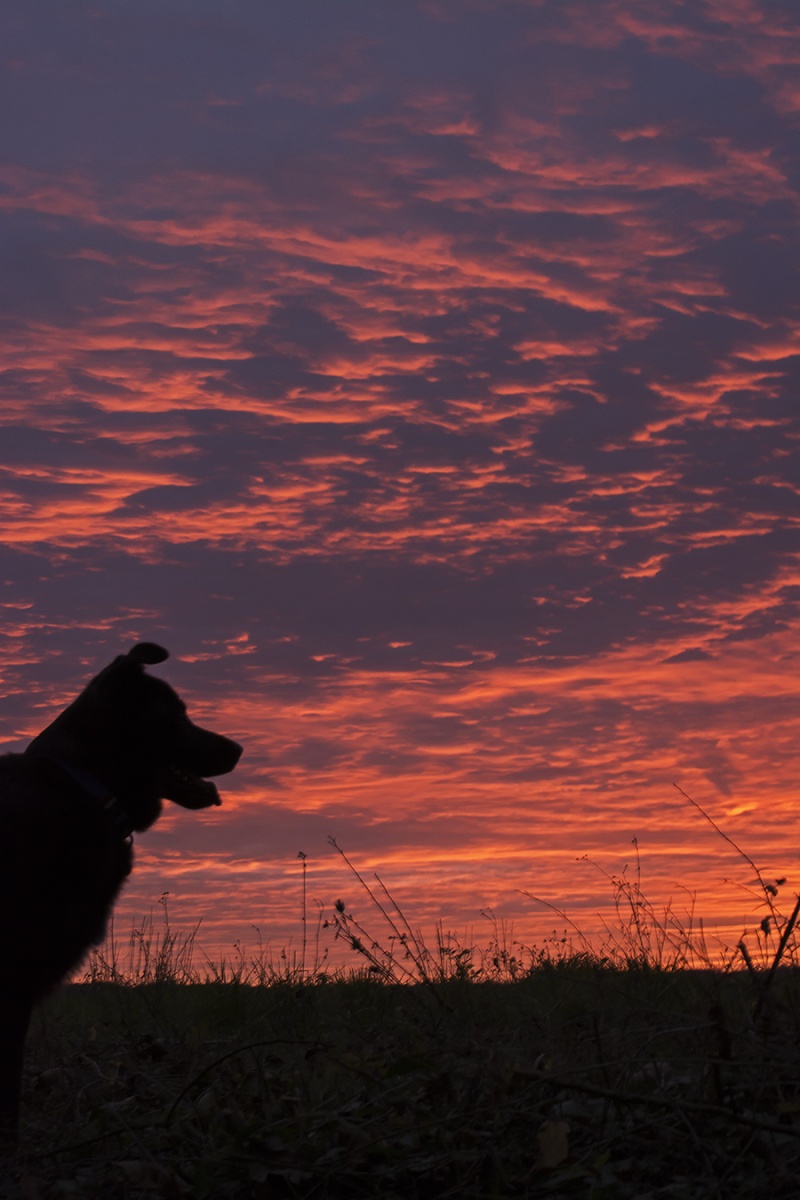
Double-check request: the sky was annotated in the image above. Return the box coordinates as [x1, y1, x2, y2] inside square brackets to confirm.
[1, 0, 799, 969]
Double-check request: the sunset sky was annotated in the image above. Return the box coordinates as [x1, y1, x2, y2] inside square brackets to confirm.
[1, 0, 799, 967]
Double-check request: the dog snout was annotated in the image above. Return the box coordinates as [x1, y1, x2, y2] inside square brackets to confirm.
[181, 725, 242, 777]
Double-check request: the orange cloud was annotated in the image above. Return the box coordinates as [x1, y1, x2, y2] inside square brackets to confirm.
[1, 0, 799, 964]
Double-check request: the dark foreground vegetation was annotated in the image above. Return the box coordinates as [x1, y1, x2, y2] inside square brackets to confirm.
[4, 961, 800, 1199]
[4, 823, 800, 1198]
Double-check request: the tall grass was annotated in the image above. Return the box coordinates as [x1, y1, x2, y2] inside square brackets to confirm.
[10, 788, 800, 1198]
[82, 789, 800, 992]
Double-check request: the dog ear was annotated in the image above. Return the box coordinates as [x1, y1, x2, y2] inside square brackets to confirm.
[127, 643, 170, 666]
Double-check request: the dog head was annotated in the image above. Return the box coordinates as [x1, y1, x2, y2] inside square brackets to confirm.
[27, 643, 242, 830]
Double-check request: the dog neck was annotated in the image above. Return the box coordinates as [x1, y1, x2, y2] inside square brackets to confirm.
[33, 752, 134, 840]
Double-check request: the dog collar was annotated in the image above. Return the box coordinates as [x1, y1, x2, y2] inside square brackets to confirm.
[40, 753, 133, 840]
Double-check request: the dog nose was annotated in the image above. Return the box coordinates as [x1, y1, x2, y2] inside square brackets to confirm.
[225, 738, 244, 768]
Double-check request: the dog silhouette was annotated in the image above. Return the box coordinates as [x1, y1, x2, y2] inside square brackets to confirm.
[0, 643, 242, 1137]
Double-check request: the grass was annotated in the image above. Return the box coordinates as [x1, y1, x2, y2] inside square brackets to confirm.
[4, 793, 800, 1198]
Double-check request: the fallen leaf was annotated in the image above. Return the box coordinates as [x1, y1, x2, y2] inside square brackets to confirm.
[537, 1119, 570, 1169]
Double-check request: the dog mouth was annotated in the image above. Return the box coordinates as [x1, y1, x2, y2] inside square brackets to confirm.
[162, 764, 222, 810]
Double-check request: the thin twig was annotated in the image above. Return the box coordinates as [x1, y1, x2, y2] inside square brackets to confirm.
[753, 890, 800, 1020]
[673, 785, 766, 890]
[523, 1069, 800, 1140]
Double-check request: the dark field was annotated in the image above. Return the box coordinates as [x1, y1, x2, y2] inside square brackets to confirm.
[4, 829, 800, 1197]
[2, 959, 800, 1199]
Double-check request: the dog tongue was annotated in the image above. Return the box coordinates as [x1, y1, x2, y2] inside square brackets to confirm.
[164, 768, 222, 809]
